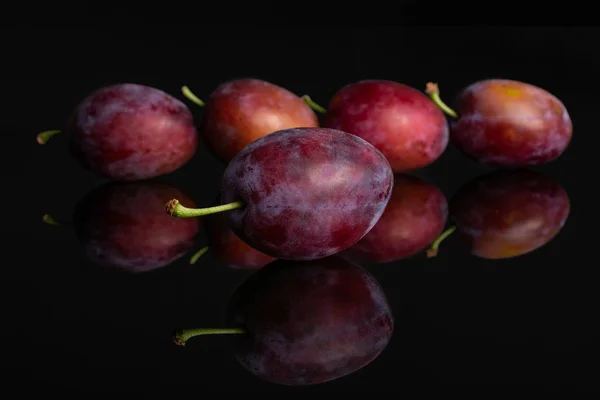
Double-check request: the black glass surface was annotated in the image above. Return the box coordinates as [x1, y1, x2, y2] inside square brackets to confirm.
[5, 26, 595, 394]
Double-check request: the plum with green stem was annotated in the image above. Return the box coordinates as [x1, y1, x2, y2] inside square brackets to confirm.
[173, 256, 393, 386]
[37, 83, 199, 180]
[43, 181, 200, 273]
[166, 127, 394, 261]
[181, 79, 319, 163]
[303, 80, 449, 173]
[425, 80, 572, 167]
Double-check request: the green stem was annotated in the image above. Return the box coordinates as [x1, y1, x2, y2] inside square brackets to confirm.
[181, 86, 205, 107]
[426, 226, 456, 258]
[189, 245, 209, 264]
[166, 199, 244, 218]
[37, 130, 61, 144]
[173, 327, 245, 346]
[425, 83, 459, 119]
[301, 95, 327, 114]
[42, 214, 71, 226]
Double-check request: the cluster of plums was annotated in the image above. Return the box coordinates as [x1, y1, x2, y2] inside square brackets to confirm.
[39, 77, 572, 386]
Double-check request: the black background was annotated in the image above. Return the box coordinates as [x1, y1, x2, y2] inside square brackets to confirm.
[2, 23, 597, 393]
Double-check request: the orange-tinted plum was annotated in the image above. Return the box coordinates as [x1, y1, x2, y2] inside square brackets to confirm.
[322, 80, 449, 172]
[187, 79, 319, 163]
[38, 83, 199, 180]
[341, 174, 447, 264]
[449, 169, 570, 259]
[427, 80, 572, 167]
[174, 256, 393, 386]
[70, 181, 200, 272]
[167, 127, 394, 261]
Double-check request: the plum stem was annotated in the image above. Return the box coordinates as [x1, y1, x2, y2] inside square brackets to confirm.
[426, 226, 456, 258]
[301, 95, 327, 114]
[181, 86, 206, 107]
[189, 246, 209, 264]
[37, 130, 61, 144]
[425, 83, 459, 119]
[173, 327, 245, 346]
[166, 199, 244, 218]
[42, 214, 71, 226]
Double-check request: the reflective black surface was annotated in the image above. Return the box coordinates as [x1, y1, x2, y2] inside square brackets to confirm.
[6, 26, 596, 394]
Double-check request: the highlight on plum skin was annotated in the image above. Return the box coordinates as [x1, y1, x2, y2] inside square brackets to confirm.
[448, 169, 570, 260]
[340, 174, 448, 264]
[322, 79, 450, 173]
[187, 78, 320, 163]
[426, 80, 573, 167]
[166, 127, 395, 261]
[173, 256, 394, 386]
[38, 83, 199, 181]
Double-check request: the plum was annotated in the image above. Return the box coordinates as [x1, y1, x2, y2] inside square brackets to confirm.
[181, 79, 319, 163]
[340, 174, 448, 264]
[166, 127, 394, 260]
[313, 80, 449, 172]
[449, 169, 570, 259]
[44, 181, 200, 273]
[188, 198, 276, 269]
[173, 256, 393, 386]
[426, 80, 572, 167]
[37, 83, 198, 180]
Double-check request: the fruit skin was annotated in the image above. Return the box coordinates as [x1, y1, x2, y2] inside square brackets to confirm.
[449, 169, 570, 259]
[204, 199, 276, 270]
[68, 83, 198, 180]
[450, 79, 572, 167]
[227, 256, 393, 385]
[220, 127, 394, 260]
[341, 174, 448, 264]
[323, 80, 449, 172]
[200, 78, 319, 163]
[73, 181, 200, 272]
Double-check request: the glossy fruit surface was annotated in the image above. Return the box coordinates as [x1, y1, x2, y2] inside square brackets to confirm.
[449, 79, 572, 167]
[200, 79, 319, 162]
[323, 80, 449, 172]
[69, 83, 198, 180]
[219, 127, 394, 260]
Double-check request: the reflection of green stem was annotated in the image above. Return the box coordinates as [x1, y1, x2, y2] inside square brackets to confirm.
[301, 95, 327, 114]
[37, 130, 61, 144]
[425, 82, 459, 119]
[173, 327, 245, 346]
[181, 86, 205, 107]
[166, 199, 244, 218]
[42, 214, 71, 226]
[426, 226, 456, 258]
[189, 246, 209, 264]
